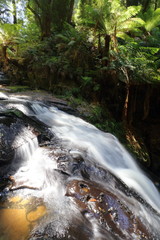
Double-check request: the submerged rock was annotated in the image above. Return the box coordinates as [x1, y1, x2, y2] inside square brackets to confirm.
[0, 196, 46, 240]
[0, 94, 160, 240]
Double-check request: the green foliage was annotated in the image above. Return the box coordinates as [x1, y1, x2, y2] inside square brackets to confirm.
[76, 0, 143, 50]
[81, 76, 92, 86]
[109, 42, 160, 84]
[83, 103, 126, 140]
[27, 0, 75, 38]
[1, 0, 160, 93]
[0, 23, 21, 42]
[0, 23, 25, 58]
[140, 7, 160, 32]
[22, 23, 96, 91]
[7, 85, 30, 92]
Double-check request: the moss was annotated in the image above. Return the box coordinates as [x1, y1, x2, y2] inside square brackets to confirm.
[7, 86, 31, 93]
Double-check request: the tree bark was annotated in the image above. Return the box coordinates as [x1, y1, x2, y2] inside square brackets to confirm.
[67, 0, 75, 24]
[12, 0, 17, 24]
[154, 0, 158, 10]
[41, 13, 52, 39]
[27, 1, 42, 32]
[27, 0, 52, 39]
[142, 0, 151, 12]
[2, 45, 8, 61]
[121, 67, 130, 124]
[112, 26, 118, 52]
[123, 84, 130, 124]
[103, 34, 110, 66]
[98, 33, 102, 57]
[143, 85, 152, 120]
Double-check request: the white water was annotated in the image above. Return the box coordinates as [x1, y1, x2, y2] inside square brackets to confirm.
[7, 99, 159, 214]
[2, 94, 160, 238]
[0, 92, 9, 99]
[12, 137, 39, 170]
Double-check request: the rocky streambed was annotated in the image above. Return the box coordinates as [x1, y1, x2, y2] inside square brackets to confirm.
[0, 91, 160, 240]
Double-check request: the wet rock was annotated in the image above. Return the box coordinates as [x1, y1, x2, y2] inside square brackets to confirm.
[46, 99, 78, 116]
[66, 179, 158, 240]
[0, 109, 45, 176]
[0, 177, 11, 191]
[0, 94, 160, 240]
[57, 153, 84, 176]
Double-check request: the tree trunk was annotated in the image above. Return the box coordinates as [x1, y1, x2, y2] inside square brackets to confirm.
[123, 84, 130, 124]
[67, 0, 75, 24]
[2, 45, 8, 60]
[142, 0, 151, 12]
[103, 34, 110, 66]
[98, 33, 102, 57]
[41, 15, 51, 39]
[121, 67, 130, 124]
[12, 0, 17, 24]
[154, 0, 158, 10]
[143, 85, 152, 120]
[112, 26, 118, 52]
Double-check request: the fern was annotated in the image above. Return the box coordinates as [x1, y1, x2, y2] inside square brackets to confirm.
[140, 8, 160, 32]
[76, 0, 143, 50]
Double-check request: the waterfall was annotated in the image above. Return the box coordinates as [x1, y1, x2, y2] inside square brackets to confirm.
[1, 94, 160, 239]
[23, 102, 160, 214]
[13, 138, 38, 165]
[5, 97, 160, 212]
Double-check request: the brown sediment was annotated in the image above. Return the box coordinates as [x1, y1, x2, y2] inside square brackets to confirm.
[0, 208, 30, 240]
[27, 205, 47, 222]
[0, 195, 47, 240]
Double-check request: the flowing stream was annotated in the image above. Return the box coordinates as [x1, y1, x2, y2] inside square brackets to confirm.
[0, 92, 160, 239]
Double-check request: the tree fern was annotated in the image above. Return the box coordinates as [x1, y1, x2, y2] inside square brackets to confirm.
[138, 7, 160, 32]
[145, 8, 160, 31]
[76, 0, 143, 50]
[0, 23, 23, 59]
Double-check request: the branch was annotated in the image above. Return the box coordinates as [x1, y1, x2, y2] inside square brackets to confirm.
[27, 1, 42, 30]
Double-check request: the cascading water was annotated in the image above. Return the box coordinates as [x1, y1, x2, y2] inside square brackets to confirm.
[0, 92, 160, 240]
[27, 102, 160, 213]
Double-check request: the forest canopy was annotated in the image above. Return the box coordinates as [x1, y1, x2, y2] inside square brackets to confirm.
[0, 0, 160, 122]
